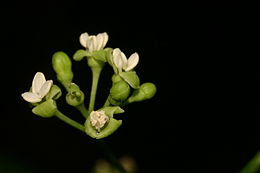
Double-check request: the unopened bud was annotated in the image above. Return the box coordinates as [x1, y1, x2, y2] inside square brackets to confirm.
[109, 81, 130, 103]
[127, 82, 156, 103]
[52, 51, 73, 85]
[65, 83, 85, 106]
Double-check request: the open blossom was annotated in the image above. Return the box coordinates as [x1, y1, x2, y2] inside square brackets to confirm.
[21, 72, 53, 103]
[79, 32, 108, 52]
[90, 110, 109, 131]
[112, 48, 139, 72]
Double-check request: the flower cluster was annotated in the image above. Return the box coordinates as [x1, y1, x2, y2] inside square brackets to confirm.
[21, 32, 156, 139]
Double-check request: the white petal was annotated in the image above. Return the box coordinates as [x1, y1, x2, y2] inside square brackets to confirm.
[101, 32, 108, 49]
[21, 92, 41, 103]
[125, 52, 139, 71]
[87, 36, 97, 52]
[113, 48, 121, 57]
[96, 33, 104, 51]
[79, 32, 89, 48]
[113, 48, 123, 69]
[38, 80, 53, 98]
[120, 51, 128, 70]
[32, 72, 46, 94]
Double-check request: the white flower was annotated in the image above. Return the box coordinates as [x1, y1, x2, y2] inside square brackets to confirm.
[21, 72, 53, 103]
[90, 110, 109, 131]
[79, 32, 109, 52]
[112, 48, 139, 72]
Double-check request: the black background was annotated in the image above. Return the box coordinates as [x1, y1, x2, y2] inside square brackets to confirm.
[0, 1, 256, 173]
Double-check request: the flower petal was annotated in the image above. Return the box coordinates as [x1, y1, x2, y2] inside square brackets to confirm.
[101, 32, 108, 49]
[113, 48, 123, 69]
[21, 92, 41, 103]
[38, 80, 53, 98]
[120, 51, 128, 70]
[87, 36, 97, 52]
[96, 33, 104, 51]
[79, 32, 89, 48]
[32, 72, 46, 94]
[124, 52, 139, 71]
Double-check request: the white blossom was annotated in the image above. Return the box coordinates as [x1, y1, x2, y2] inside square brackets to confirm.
[79, 32, 108, 52]
[90, 110, 109, 131]
[21, 72, 53, 103]
[112, 48, 139, 72]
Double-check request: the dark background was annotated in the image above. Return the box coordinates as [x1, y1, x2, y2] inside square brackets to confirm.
[1, 1, 256, 173]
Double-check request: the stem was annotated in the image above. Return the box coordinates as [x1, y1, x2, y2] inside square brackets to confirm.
[97, 140, 128, 173]
[55, 110, 85, 133]
[88, 67, 102, 112]
[240, 150, 260, 173]
[76, 103, 89, 118]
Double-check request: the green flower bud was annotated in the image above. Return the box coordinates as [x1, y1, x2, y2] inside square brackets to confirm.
[32, 99, 57, 118]
[127, 82, 156, 103]
[52, 51, 73, 85]
[65, 83, 85, 106]
[109, 81, 130, 102]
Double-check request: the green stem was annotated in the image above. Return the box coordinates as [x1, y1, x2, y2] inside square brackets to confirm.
[55, 110, 85, 133]
[88, 67, 102, 112]
[97, 140, 128, 173]
[240, 150, 260, 173]
[76, 103, 89, 118]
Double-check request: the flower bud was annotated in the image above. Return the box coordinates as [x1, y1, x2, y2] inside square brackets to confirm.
[52, 51, 73, 85]
[65, 83, 85, 106]
[127, 82, 156, 103]
[109, 81, 130, 104]
[32, 99, 57, 118]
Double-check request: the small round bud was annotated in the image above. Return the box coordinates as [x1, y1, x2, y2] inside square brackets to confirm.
[109, 81, 130, 102]
[127, 82, 156, 103]
[65, 83, 85, 106]
[52, 51, 73, 85]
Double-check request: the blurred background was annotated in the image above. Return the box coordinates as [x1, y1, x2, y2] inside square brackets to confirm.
[0, 1, 255, 173]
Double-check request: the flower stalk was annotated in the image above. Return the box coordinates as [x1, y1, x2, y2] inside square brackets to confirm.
[55, 110, 85, 132]
[88, 66, 102, 113]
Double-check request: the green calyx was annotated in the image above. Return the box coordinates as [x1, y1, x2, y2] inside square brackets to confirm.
[32, 99, 57, 118]
[85, 106, 124, 139]
[45, 85, 62, 100]
[119, 71, 140, 89]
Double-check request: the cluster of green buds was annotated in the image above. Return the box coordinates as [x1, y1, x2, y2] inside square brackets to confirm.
[21, 32, 156, 139]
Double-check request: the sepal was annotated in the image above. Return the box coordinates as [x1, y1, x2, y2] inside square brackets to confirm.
[127, 82, 156, 103]
[32, 99, 57, 118]
[119, 71, 140, 89]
